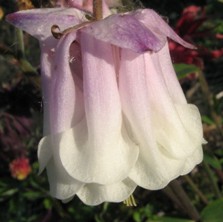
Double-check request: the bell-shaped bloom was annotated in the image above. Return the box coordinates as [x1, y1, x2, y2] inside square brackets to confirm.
[6, 3, 204, 205]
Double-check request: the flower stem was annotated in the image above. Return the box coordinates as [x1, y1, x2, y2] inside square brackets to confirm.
[93, 0, 103, 20]
[203, 161, 222, 198]
[184, 175, 208, 205]
[162, 186, 185, 211]
[198, 71, 223, 137]
[15, 28, 25, 59]
[169, 180, 200, 221]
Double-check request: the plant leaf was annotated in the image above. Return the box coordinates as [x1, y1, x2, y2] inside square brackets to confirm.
[174, 63, 200, 79]
[201, 198, 223, 222]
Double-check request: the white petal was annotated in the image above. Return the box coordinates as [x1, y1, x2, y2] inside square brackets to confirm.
[149, 51, 203, 158]
[118, 50, 183, 189]
[38, 136, 52, 174]
[38, 135, 84, 200]
[48, 118, 138, 185]
[119, 49, 203, 189]
[46, 159, 83, 200]
[42, 34, 139, 185]
[77, 178, 137, 206]
[181, 146, 203, 175]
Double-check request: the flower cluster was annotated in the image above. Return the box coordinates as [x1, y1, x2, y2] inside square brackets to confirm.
[6, 0, 204, 205]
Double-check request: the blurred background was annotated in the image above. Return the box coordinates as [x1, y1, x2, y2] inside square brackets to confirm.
[0, 0, 223, 221]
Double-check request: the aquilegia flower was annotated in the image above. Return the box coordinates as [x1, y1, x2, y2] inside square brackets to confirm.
[6, 1, 204, 205]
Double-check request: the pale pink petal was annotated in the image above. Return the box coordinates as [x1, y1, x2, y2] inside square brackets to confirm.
[7, 8, 83, 134]
[119, 49, 203, 189]
[58, 0, 111, 17]
[50, 32, 84, 134]
[57, 0, 92, 13]
[83, 9, 195, 53]
[6, 8, 85, 41]
[155, 43, 187, 103]
[132, 9, 196, 49]
[38, 31, 85, 191]
[54, 33, 138, 185]
[38, 30, 84, 194]
[119, 49, 182, 189]
[148, 50, 204, 158]
[83, 13, 163, 52]
[77, 178, 137, 205]
[40, 45, 56, 136]
[105, 0, 122, 7]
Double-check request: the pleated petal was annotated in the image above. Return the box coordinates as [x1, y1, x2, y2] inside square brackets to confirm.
[46, 159, 83, 200]
[148, 49, 204, 158]
[119, 49, 181, 189]
[47, 33, 139, 185]
[181, 147, 203, 175]
[77, 178, 137, 206]
[50, 32, 84, 134]
[38, 32, 86, 192]
[119, 48, 203, 189]
[38, 136, 52, 173]
[40, 45, 56, 135]
[149, 52, 203, 158]
[155, 43, 187, 103]
[38, 138, 83, 200]
[37, 23, 86, 201]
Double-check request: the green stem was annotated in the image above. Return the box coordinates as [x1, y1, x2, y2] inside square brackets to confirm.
[53, 199, 71, 219]
[15, 27, 40, 89]
[169, 180, 200, 221]
[198, 71, 223, 137]
[203, 161, 222, 198]
[15, 28, 25, 59]
[184, 175, 208, 205]
[163, 186, 185, 211]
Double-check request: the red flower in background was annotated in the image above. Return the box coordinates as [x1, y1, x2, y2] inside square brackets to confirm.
[170, 5, 223, 69]
[9, 157, 31, 180]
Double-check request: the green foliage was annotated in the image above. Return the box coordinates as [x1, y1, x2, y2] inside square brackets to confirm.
[201, 199, 223, 222]
[133, 204, 153, 222]
[202, 116, 215, 125]
[174, 63, 200, 79]
[151, 217, 194, 222]
[204, 154, 222, 170]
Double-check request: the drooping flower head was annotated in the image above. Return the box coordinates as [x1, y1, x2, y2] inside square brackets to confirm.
[6, 0, 204, 205]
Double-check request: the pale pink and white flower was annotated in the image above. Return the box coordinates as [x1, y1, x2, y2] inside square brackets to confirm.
[6, 1, 204, 205]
